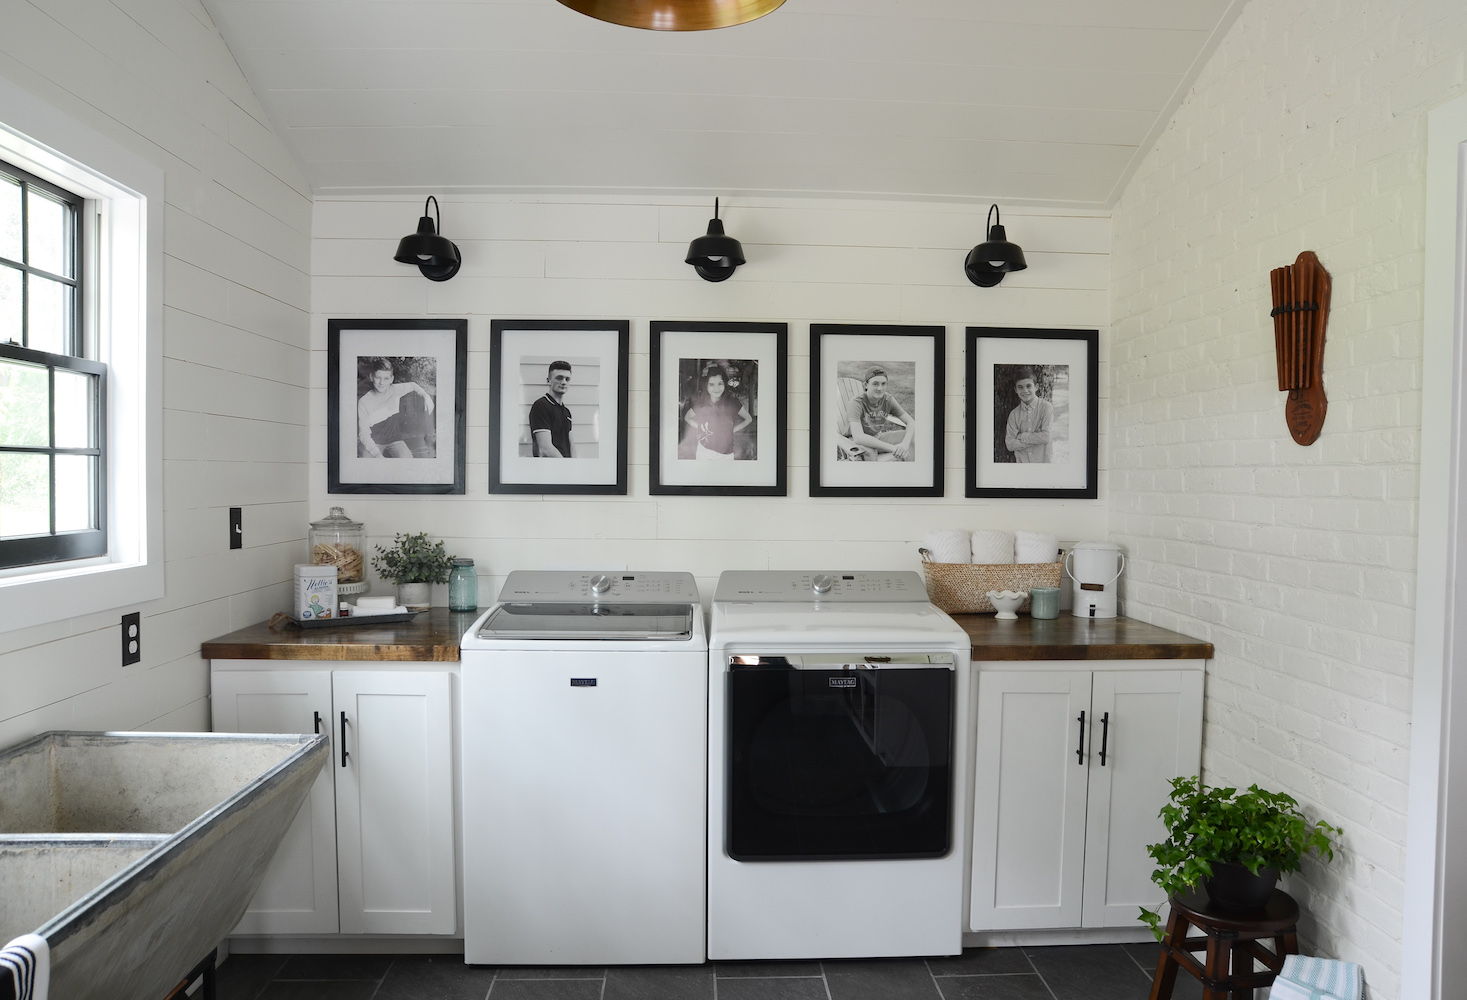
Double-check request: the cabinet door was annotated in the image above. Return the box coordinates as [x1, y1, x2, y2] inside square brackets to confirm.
[1081, 669, 1204, 927]
[333, 670, 455, 935]
[210, 668, 339, 934]
[970, 669, 1092, 930]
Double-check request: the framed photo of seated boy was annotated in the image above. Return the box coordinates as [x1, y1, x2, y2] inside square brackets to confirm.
[649, 321, 788, 496]
[489, 319, 630, 495]
[327, 318, 468, 494]
[966, 327, 1098, 499]
[809, 324, 945, 497]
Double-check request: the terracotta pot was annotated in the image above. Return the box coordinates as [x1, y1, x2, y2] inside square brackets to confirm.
[397, 581, 431, 610]
[1204, 862, 1279, 913]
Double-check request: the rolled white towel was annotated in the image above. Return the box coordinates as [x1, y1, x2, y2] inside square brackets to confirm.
[921, 530, 972, 564]
[1, 934, 49, 1000]
[1271, 956, 1363, 1000]
[1015, 530, 1059, 564]
[971, 530, 1015, 565]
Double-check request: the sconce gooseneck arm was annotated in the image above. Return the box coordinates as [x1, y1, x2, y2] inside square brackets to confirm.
[424, 196, 440, 232]
[986, 203, 1000, 239]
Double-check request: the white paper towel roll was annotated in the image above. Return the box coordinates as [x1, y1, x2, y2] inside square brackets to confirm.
[922, 530, 972, 564]
[1015, 530, 1059, 564]
[971, 530, 1015, 565]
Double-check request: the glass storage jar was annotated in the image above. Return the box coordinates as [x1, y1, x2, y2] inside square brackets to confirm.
[308, 506, 365, 584]
[448, 557, 478, 612]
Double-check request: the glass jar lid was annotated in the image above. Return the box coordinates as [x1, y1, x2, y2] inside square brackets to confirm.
[452, 557, 474, 566]
[310, 506, 362, 531]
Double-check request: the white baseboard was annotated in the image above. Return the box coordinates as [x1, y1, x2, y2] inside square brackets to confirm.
[226, 936, 465, 955]
[963, 927, 1156, 948]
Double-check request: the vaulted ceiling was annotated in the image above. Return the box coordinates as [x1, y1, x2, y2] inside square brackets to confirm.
[204, 0, 1244, 207]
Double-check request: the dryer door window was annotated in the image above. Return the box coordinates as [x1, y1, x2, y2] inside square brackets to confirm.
[725, 665, 953, 861]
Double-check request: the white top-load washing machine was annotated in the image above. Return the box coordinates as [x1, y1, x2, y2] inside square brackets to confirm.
[460, 571, 707, 965]
[708, 570, 971, 960]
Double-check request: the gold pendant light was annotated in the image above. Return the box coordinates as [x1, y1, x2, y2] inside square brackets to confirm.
[555, 0, 784, 31]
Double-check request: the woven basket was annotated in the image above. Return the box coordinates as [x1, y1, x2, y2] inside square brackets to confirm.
[919, 552, 1063, 615]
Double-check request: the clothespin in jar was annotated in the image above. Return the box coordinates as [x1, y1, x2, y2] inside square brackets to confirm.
[1268, 250, 1332, 445]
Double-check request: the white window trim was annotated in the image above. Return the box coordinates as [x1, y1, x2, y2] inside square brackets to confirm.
[0, 74, 163, 631]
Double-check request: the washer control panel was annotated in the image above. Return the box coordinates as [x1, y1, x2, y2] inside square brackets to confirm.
[498, 571, 699, 604]
[713, 571, 929, 603]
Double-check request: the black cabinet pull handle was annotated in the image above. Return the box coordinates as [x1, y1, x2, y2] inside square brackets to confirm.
[1099, 712, 1110, 766]
[340, 711, 349, 768]
[1076, 710, 1086, 765]
[313, 711, 322, 735]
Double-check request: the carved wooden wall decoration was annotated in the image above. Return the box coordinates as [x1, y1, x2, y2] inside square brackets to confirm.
[1269, 250, 1331, 446]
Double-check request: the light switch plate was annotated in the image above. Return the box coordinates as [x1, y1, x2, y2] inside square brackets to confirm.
[230, 507, 242, 549]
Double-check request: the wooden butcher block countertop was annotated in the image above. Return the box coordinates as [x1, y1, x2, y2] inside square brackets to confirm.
[951, 613, 1213, 661]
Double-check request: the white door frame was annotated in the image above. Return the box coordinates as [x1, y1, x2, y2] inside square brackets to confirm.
[1405, 89, 1467, 1000]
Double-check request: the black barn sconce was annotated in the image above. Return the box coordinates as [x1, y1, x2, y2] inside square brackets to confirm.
[685, 199, 745, 282]
[964, 204, 1027, 287]
[393, 196, 461, 281]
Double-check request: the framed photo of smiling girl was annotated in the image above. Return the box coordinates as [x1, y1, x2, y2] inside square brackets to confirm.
[809, 324, 945, 497]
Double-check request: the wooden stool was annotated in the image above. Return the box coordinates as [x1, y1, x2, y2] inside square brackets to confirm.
[1149, 887, 1299, 1000]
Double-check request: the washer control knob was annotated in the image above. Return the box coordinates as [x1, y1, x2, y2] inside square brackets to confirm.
[590, 574, 614, 595]
[812, 574, 834, 595]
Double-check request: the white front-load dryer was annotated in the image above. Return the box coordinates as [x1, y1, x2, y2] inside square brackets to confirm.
[460, 571, 707, 965]
[707, 570, 972, 960]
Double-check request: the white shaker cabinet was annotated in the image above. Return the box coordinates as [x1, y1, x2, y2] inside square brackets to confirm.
[968, 663, 1203, 932]
[211, 665, 456, 936]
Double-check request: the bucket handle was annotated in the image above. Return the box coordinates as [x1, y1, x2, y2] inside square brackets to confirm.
[1063, 549, 1126, 587]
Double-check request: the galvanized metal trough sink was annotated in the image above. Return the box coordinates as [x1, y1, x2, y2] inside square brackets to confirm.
[0, 731, 328, 1000]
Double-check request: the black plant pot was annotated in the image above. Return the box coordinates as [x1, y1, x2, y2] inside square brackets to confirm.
[1204, 862, 1280, 913]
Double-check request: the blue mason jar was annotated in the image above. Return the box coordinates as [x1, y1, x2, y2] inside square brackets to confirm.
[448, 557, 478, 612]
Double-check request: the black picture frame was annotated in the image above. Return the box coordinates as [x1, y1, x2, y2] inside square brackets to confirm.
[489, 319, 630, 495]
[965, 327, 1099, 499]
[327, 318, 467, 495]
[809, 323, 945, 498]
[649, 321, 788, 496]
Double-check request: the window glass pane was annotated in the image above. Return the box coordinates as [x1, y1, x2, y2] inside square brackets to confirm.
[55, 454, 93, 531]
[0, 177, 19, 262]
[0, 265, 19, 345]
[27, 189, 69, 277]
[0, 452, 49, 538]
[27, 275, 68, 354]
[0, 360, 49, 446]
[54, 369, 92, 448]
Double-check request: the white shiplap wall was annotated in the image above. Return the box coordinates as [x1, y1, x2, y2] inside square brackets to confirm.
[0, 0, 311, 746]
[311, 197, 1111, 601]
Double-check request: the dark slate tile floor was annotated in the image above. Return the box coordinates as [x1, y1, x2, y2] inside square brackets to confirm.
[217, 945, 1208, 1000]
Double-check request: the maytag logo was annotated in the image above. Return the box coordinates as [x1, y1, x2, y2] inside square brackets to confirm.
[570, 678, 597, 687]
[829, 677, 857, 688]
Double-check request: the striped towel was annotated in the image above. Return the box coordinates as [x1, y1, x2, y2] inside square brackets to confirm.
[0, 934, 49, 1000]
[1268, 955, 1363, 1000]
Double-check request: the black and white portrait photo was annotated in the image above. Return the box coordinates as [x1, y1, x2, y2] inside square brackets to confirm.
[356, 355, 437, 459]
[992, 363, 1070, 465]
[966, 327, 1097, 500]
[327, 319, 466, 495]
[490, 320, 629, 495]
[834, 359, 917, 462]
[519, 356, 597, 460]
[678, 358, 757, 461]
[650, 322, 787, 496]
[809, 324, 944, 498]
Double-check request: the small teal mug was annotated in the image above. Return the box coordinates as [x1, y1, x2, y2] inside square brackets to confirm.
[1029, 587, 1061, 620]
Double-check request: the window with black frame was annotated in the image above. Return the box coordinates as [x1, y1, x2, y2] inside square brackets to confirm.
[0, 158, 106, 569]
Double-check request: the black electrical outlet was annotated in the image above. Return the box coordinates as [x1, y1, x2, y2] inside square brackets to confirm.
[121, 612, 141, 666]
[230, 507, 243, 549]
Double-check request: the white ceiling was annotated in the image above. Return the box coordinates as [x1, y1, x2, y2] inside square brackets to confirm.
[204, 0, 1245, 207]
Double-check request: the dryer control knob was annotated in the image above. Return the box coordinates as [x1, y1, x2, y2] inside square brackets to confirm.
[812, 574, 834, 595]
[590, 574, 614, 595]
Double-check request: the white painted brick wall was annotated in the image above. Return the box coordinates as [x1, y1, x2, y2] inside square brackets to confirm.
[310, 197, 1112, 603]
[1110, 2, 1467, 996]
[0, 0, 311, 746]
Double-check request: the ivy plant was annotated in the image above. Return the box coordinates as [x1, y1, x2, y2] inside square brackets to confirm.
[371, 532, 455, 585]
[1140, 776, 1341, 939]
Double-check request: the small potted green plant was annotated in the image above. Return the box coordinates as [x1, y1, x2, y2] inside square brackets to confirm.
[371, 532, 455, 610]
[1140, 776, 1341, 939]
